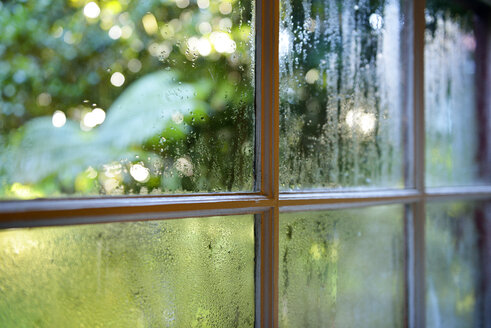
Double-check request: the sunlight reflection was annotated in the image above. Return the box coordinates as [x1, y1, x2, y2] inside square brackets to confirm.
[210, 32, 236, 54]
[199, 22, 212, 35]
[83, 2, 101, 19]
[197, 38, 212, 56]
[110, 72, 125, 87]
[279, 29, 290, 57]
[83, 108, 106, 128]
[305, 69, 319, 84]
[108, 25, 122, 39]
[369, 13, 383, 30]
[176, 0, 190, 9]
[142, 13, 158, 35]
[197, 0, 210, 9]
[52, 110, 67, 128]
[10, 183, 43, 199]
[130, 164, 150, 182]
[175, 157, 194, 177]
[345, 110, 376, 135]
[219, 2, 232, 15]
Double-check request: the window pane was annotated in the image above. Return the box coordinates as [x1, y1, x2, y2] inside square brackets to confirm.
[279, 0, 407, 190]
[425, 1, 490, 186]
[0, 215, 255, 326]
[0, 0, 254, 199]
[279, 205, 405, 327]
[426, 201, 490, 327]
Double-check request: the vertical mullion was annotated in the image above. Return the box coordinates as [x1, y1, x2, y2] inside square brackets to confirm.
[256, 0, 279, 198]
[256, 0, 279, 326]
[410, 0, 426, 327]
[404, 205, 414, 328]
[403, 0, 414, 189]
[255, 209, 278, 328]
[413, 0, 425, 193]
[409, 201, 426, 328]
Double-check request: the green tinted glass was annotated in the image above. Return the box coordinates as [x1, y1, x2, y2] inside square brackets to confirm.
[279, 205, 405, 327]
[426, 201, 490, 327]
[0, 215, 255, 327]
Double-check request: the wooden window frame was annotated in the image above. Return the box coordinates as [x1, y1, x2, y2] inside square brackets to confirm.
[1, 0, 491, 327]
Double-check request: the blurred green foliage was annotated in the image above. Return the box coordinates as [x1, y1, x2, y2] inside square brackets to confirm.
[0, 0, 255, 197]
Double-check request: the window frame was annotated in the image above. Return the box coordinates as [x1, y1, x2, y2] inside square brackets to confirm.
[1, 0, 491, 327]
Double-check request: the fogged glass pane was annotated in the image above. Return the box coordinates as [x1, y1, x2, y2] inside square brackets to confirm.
[279, 206, 405, 327]
[0, 215, 255, 327]
[426, 201, 490, 327]
[279, 0, 406, 190]
[425, 1, 490, 186]
[0, 0, 254, 199]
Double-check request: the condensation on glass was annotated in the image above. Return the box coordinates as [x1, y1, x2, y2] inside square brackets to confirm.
[279, 205, 405, 327]
[279, 0, 407, 190]
[0, 0, 255, 198]
[0, 215, 255, 327]
[425, 0, 490, 187]
[426, 201, 491, 328]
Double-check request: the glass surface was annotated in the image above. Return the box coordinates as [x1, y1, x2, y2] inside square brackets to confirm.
[426, 201, 490, 328]
[0, 0, 254, 198]
[279, 0, 406, 190]
[279, 205, 405, 327]
[0, 215, 255, 327]
[425, 0, 490, 186]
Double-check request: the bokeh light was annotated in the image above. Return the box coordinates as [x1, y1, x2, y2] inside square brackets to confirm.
[83, 2, 101, 19]
[52, 110, 67, 128]
[110, 72, 125, 87]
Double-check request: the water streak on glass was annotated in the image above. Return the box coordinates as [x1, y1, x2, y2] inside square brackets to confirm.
[426, 201, 490, 327]
[0, 215, 255, 327]
[0, 0, 255, 198]
[425, 0, 490, 186]
[279, 205, 405, 327]
[279, 0, 407, 190]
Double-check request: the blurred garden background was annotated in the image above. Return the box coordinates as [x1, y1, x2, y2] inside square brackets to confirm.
[0, 0, 488, 327]
[0, 0, 484, 197]
[0, 0, 255, 198]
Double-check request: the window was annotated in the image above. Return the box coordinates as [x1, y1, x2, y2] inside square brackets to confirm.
[0, 0, 490, 327]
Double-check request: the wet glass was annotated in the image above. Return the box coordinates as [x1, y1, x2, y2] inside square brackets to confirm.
[426, 201, 490, 327]
[425, 0, 490, 187]
[0, 215, 255, 327]
[279, 205, 405, 327]
[279, 0, 408, 190]
[0, 0, 255, 198]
